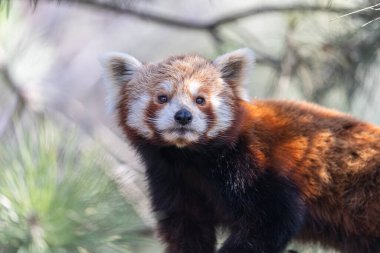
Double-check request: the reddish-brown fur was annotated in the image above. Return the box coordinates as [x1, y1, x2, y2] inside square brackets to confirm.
[239, 99, 380, 249]
[115, 54, 239, 146]
[103, 49, 380, 253]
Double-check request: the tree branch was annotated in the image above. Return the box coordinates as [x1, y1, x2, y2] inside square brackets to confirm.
[49, 0, 353, 30]
[0, 67, 27, 117]
[0, 66, 27, 136]
[211, 5, 353, 29]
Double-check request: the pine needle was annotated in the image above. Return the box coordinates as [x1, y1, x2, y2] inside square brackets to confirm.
[362, 16, 380, 27]
[330, 2, 380, 21]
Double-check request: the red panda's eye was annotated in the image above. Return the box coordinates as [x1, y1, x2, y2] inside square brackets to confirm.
[158, 95, 168, 104]
[195, 96, 205, 105]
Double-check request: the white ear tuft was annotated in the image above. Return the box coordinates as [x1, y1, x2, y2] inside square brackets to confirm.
[100, 52, 142, 112]
[213, 48, 255, 100]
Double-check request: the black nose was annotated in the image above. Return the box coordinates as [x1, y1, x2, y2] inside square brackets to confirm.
[174, 109, 192, 125]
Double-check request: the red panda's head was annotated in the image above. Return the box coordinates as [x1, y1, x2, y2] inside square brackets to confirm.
[101, 48, 254, 148]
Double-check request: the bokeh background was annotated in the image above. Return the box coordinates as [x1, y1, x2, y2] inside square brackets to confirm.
[1, 0, 380, 252]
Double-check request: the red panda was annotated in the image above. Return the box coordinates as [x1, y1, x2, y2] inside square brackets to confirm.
[101, 48, 380, 253]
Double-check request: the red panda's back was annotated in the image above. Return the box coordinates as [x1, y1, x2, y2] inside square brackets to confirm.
[240, 100, 380, 238]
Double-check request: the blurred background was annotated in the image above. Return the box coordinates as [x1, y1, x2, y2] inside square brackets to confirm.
[0, 0, 380, 252]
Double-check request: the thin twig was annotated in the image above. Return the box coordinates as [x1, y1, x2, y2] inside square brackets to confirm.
[331, 2, 380, 20]
[362, 16, 380, 27]
[275, 25, 299, 97]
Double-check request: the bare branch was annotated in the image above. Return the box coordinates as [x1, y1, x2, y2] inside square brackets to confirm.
[56, 0, 210, 29]
[0, 67, 27, 118]
[0, 66, 28, 136]
[47, 0, 353, 30]
[211, 5, 353, 28]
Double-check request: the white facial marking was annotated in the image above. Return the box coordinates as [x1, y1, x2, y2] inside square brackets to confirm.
[155, 98, 181, 132]
[126, 94, 153, 138]
[207, 94, 233, 137]
[154, 92, 207, 145]
[159, 81, 173, 94]
[188, 80, 202, 96]
[162, 131, 200, 148]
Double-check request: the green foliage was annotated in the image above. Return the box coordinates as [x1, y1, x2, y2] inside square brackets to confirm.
[0, 121, 145, 253]
[0, 0, 11, 17]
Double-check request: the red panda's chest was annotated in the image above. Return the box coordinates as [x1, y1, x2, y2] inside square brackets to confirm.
[165, 144, 259, 224]
[181, 166, 232, 223]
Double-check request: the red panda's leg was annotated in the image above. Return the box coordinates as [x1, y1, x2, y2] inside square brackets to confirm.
[153, 189, 216, 253]
[145, 168, 216, 253]
[157, 211, 216, 253]
[217, 173, 306, 253]
[139, 145, 217, 253]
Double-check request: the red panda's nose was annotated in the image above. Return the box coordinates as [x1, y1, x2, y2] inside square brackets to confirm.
[174, 109, 193, 125]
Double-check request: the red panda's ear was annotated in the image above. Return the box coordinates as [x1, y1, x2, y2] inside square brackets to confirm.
[100, 52, 142, 112]
[100, 52, 142, 84]
[213, 48, 255, 100]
